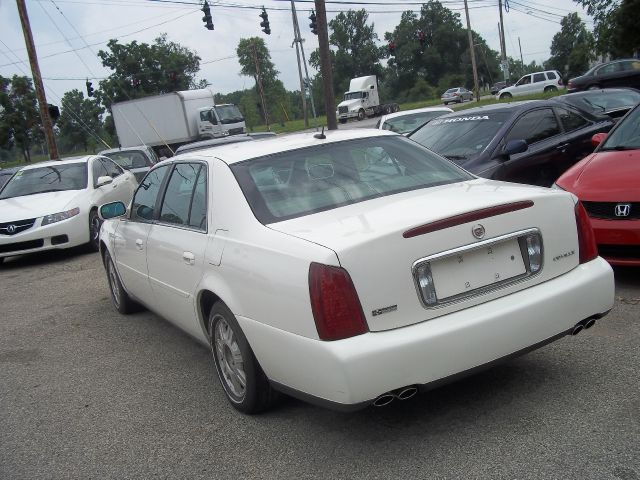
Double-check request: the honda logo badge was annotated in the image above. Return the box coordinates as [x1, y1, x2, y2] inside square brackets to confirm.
[615, 204, 631, 217]
[472, 224, 485, 239]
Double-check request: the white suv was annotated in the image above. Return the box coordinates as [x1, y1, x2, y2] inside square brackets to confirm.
[497, 70, 564, 99]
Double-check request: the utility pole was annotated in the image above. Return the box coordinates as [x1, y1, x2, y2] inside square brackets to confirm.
[463, 0, 481, 101]
[518, 37, 524, 76]
[251, 41, 269, 130]
[291, 1, 317, 124]
[290, 1, 308, 128]
[16, 0, 59, 160]
[497, 0, 508, 83]
[314, 0, 337, 130]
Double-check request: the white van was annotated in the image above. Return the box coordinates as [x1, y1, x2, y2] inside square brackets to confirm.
[497, 70, 564, 99]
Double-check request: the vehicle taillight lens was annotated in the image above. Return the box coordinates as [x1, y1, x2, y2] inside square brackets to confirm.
[558, 78, 564, 86]
[309, 262, 368, 341]
[575, 201, 598, 263]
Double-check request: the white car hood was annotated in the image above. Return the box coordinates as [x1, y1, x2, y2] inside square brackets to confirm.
[337, 99, 363, 110]
[0, 190, 81, 222]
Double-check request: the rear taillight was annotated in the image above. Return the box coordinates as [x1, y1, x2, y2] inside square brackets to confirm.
[558, 78, 563, 86]
[575, 201, 598, 263]
[309, 262, 368, 341]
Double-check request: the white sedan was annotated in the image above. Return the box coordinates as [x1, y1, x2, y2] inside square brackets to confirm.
[376, 106, 453, 134]
[98, 130, 614, 413]
[0, 156, 137, 263]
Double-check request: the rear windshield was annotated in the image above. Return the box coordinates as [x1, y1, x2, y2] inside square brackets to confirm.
[445, 88, 457, 94]
[104, 151, 150, 169]
[0, 163, 87, 200]
[409, 112, 511, 161]
[382, 111, 449, 134]
[231, 136, 472, 224]
[573, 90, 640, 113]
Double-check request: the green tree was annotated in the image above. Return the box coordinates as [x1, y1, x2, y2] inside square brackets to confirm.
[546, 13, 594, 81]
[573, 0, 638, 56]
[57, 89, 105, 153]
[97, 34, 201, 107]
[236, 37, 289, 126]
[310, 9, 383, 96]
[0, 75, 42, 162]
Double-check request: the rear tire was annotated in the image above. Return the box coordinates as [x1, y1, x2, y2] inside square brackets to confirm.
[104, 251, 142, 314]
[544, 85, 557, 93]
[208, 302, 279, 414]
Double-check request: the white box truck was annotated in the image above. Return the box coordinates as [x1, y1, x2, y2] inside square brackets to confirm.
[336, 75, 399, 123]
[111, 89, 246, 155]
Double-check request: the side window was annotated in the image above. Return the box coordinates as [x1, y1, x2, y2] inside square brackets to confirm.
[533, 73, 546, 83]
[188, 167, 207, 230]
[92, 159, 109, 186]
[101, 158, 123, 178]
[546, 72, 557, 80]
[131, 165, 170, 222]
[506, 109, 561, 146]
[200, 111, 208, 122]
[159, 163, 204, 227]
[517, 75, 531, 86]
[556, 107, 588, 132]
[598, 63, 619, 75]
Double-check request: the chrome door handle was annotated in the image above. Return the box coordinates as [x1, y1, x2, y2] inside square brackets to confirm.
[183, 251, 195, 265]
[135, 239, 144, 250]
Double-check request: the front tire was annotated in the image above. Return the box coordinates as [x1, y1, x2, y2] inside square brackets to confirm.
[339, 118, 347, 124]
[208, 302, 279, 414]
[88, 209, 102, 252]
[357, 109, 365, 121]
[500, 92, 513, 100]
[587, 84, 600, 90]
[104, 251, 141, 314]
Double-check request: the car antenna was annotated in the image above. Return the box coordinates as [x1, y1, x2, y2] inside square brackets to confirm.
[314, 126, 326, 140]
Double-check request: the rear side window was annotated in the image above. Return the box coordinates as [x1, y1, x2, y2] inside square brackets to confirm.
[533, 73, 546, 83]
[131, 165, 170, 222]
[100, 158, 123, 178]
[231, 137, 472, 224]
[506, 109, 561, 145]
[556, 107, 588, 132]
[546, 72, 557, 80]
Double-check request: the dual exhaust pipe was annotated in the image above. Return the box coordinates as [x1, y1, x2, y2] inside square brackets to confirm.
[572, 316, 597, 335]
[372, 385, 418, 407]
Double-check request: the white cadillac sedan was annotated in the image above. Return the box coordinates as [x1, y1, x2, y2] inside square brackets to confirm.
[98, 130, 614, 413]
[0, 156, 137, 263]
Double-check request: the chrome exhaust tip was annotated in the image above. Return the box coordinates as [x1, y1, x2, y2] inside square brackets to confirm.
[396, 386, 418, 401]
[372, 394, 395, 407]
[584, 318, 596, 330]
[572, 323, 584, 335]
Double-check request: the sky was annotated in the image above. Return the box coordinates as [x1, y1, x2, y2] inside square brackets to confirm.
[0, 0, 592, 108]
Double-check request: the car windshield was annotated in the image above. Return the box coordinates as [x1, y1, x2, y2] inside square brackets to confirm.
[214, 105, 244, 124]
[572, 90, 640, 113]
[600, 106, 640, 151]
[231, 136, 472, 223]
[104, 151, 149, 169]
[344, 92, 365, 101]
[381, 111, 448, 134]
[0, 163, 87, 200]
[409, 112, 510, 160]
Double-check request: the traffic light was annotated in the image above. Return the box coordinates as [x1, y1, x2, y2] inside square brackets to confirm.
[202, 1, 213, 31]
[86, 80, 94, 97]
[48, 104, 60, 124]
[388, 41, 396, 56]
[259, 7, 270, 35]
[309, 10, 317, 35]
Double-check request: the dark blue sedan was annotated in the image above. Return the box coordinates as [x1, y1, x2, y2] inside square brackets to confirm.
[408, 100, 614, 186]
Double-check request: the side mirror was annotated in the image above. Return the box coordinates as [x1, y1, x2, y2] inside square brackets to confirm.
[502, 139, 528, 158]
[99, 201, 126, 220]
[96, 175, 113, 188]
[591, 132, 607, 148]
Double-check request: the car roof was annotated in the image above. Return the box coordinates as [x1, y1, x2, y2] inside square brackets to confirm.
[174, 135, 254, 155]
[172, 129, 398, 165]
[18, 156, 93, 171]
[99, 146, 150, 155]
[381, 106, 452, 121]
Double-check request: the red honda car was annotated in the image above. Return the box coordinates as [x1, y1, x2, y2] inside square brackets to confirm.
[554, 104, 640, 266]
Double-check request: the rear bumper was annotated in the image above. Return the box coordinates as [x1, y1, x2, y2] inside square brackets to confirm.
[592, 217, 640, 266]
[238, 257, 614, 408]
